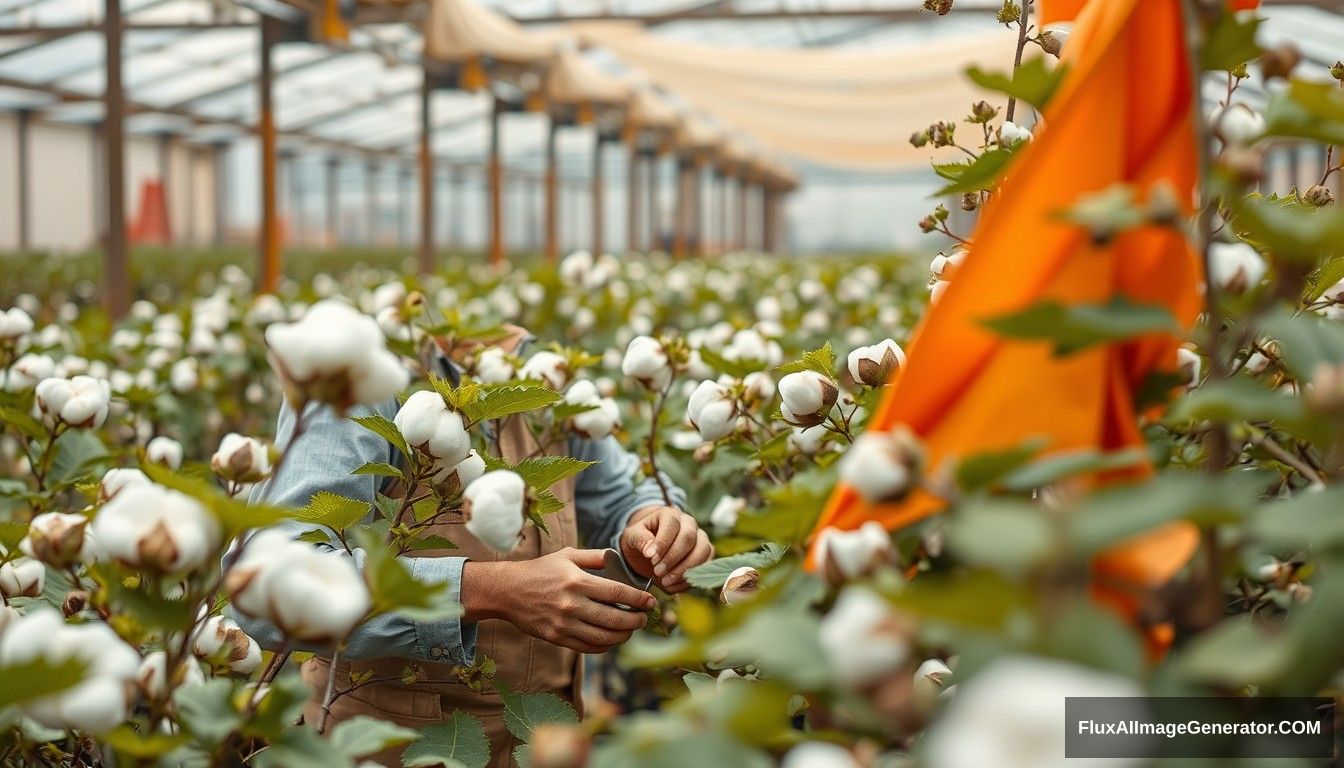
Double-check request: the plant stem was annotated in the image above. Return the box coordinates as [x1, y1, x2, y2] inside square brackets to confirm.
[316, 646, 341, 734]
[645, 382, 675, 506]
[1005, 0, 1033, 122]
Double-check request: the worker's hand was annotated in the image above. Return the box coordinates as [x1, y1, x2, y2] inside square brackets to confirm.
[620, 505, 714, 594]
[462, 548, 653, 655]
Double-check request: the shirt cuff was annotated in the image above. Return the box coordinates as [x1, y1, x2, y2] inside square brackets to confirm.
[409, 556, 476, 666]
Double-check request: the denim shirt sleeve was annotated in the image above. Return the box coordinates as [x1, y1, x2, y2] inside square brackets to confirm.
[227, 397, 476, 666]
[568, 435, 689, 566]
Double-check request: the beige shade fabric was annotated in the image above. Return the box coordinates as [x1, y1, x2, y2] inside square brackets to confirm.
[625, 85, 679, 132]
[425, 0, 559, 66]
[673, 114, 722, 154]
[543, 47, 631, 106]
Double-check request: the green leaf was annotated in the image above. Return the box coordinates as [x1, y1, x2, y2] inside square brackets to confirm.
[142, 461, 290, 533]
[698, 346, 765, 379]
[684, 543, 786, 590]
[774, 342, 836, 378]
[709, 609, 829, 690]
[1230, 193, 1344, 264]
[0, 405, 45, 441]
[1261, 308, 1344, 380]
[981, 295, 1180, 355]
[1263, 78, 1344, 146]
[353, 528, 463, 621]
[929, 147, 1015, 197]
[1251, 486, 1344, 551]
[1200, 9, 1260, 71]
[254, 724, 353, 768]
[103, 726, 190, 759]
[174, 678, 243, 745]
[496, 682, 579, 742]
[1168, 377, 1317, 439]
[953, 439, 1046, 491]
[401, 713, 491, 768]
[946, 498, 1057, 575]
[998, 448, 1149, 492]
[966, 56, 1066, 110]
[292, 491, 373, 533]
[0, 657, 87, 710]
[462, 386, 562, 425]
[49, 429, 111, 485]
[330, 715, 420, 760]
[353, 414, 411, 460]
[1069, 472, 1258, 556]
[353, 462, 405, 479]
[888, 569, 1035, 632]
[510, 456, 597, 492]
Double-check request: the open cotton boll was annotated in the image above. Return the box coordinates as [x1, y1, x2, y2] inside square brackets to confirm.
[710, 495, 746, 533]
[0, 556, 44, 599]
[814, 521, 898, 585]
[838, 428, 924, 503]
[92, 485, 221, 573]
[138, 650, 205, 700]
[462, 470, 527, 553]
[687, 380, 737, 442]
[263, 546, 372, 644]
[819, 587, 911, 690]
[211, 433, 273, 483]
[192, 615, 263, 673]
[0, 307, 34, 341]
[171, 356, 201, 391]
[429, 450, 487, 493]
[788, 424, 829, 456]
[99, 467, 150, 502]
[847, 339, 906, 387]
[1210, 103, 1264, 147]
[621, 335, 672, 390]
[779, 371, 839, 427]
[394, 390, 471, 466]
[5, 353, 55, 392]
[998, 120, 1032, 147]
[781, 742, 861, 768]
[146, 435, 184, 470]
[1208, 241, 1266, 295]
[520, 351, 570, 390]
[35, 375, 110, 428]
[720, 566, 760, 606]
[20, 511, 94, 567]
[475, 347, 517, 384]
[264, 299, 409, 413]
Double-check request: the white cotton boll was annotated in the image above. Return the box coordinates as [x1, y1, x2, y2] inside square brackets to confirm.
[475, 347, 517, 384]
[376, 306, 413, 342]
[1208, 241, 1267, 295]
[802, 308, 830, 334]
[720, 566, 760, 606]
[20, 511, 93, 567]
[92, 484, 221, 573]
[520, 351, 570, 391]
[130, 300, 156, 321]
[1177, 347, 1202, 388]
[709, 495, 746, 533]
[99, 468, 150, 503]
[558, 250, 595, 288]
[924, 657, 1146, 768]
[1210, 103, 1264, 147]
[819, 587, 910, 690]
[778, 371, 839, 427]
[247, 295, 286, 326]
[56, 355, 90, 377]
[686, 380, 737, 442]
[192, 615, 263, 673]
[367, 281, 408, 314]
[138, 650, 205, 700]
[211, 434, 272, 483]
[0, 607, 140, 733]
[262, 546, 371, 644]
[430, 449, 486, 491]
[264, 299, 409, 412]
[0, 308, 34, 341]
[847, 339, 906, 387]
[170, 359, 199, 394]
[788, 424, 829, 456]
[35, 376, 110, 428]
[914, 658, 954, 711]
[781, 742, 861, 768]
[668, 430, 705, 451]
[187, 327, 218, 356]
[998, 121, 1032, 147]
[0, 556, 44, 599]
[146, 436, 184, 470]
[839, 428, 924, 503]
[721, 328, 770, 366]
[814, 521, 898, 585]
[741, 371, 775, 403]
[394, 391, 471, 466]
[570, 398, 620, 441]
[109, 329, 142, 352]
[5, 353, 55, 392]
[621, 336, 672, 391]
[462, 471, 527, 553]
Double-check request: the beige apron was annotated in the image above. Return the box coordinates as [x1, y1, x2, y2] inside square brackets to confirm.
[301, 409, 581, 768]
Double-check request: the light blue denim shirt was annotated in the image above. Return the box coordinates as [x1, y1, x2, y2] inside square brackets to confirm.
[231, 356, 686, 666]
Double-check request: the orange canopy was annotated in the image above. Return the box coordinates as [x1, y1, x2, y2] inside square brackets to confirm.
[812, 0, 1211, 602]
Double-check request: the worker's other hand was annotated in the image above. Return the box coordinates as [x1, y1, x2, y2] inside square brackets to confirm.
[465, 548, 653, 655]
[620, 505, 714, 594]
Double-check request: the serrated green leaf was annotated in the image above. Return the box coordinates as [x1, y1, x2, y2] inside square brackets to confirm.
[981, 295, 1180, 355]
[966, 56, 1065, 110]
[330, 715, 420, 759]
[353, 462, 405, 479]
[174, 678, 242, 744]
[929, 147, 1015, 197]
[462, 386, 562, 425]
[495, 682, 578, 742]
[774, 342, 836, 378]
[353, 413, 411, 460]
[402, 712, 490, 768]
[1229, 192, 1344, 264]
[142, 461, 290, 533]
[1201, 10, 1260, 72]
[292, 491, 372, 533]
[511, 456, 596, 491]
[684, 543, 786, 589]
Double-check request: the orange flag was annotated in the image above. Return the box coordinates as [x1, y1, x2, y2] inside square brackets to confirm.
[812, 0, 1211, 620]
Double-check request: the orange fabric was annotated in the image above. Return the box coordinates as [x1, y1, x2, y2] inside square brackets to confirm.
[811, 0, 1204, 618]
[1042, 0, 1259, 26]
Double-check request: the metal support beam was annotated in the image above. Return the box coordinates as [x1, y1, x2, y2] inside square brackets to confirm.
[691, 162, 704, 258]
[449, 165, 462, 250]
[283, 152, 301, 246]
[103, 0, 129, 318]
[626, 144, 638, 255]
[736, 176, 748, 251]
[325, 156, 339, 244]
[673, 158, 687, 260]
[158, 132, 173, 245]
[645, 152, 658, 253]
[592, 134, 605, 258]
[213, 142, 228, 246]
[398, 167, 410, 248]
[488, 96, 504, 266]
[544, 118, 559, 262]
[258, 15, 281, 293]
[16, 110, 31, 252]
[716, 171, 728, 256]
[417, 71, 434, 274]
[366, 160, 378, 245]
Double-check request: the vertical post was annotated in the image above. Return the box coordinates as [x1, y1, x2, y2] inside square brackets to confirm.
[325, 156, 339, 245]
[488, 97, 504, 266]
[691, 161, 704, 258]
[717, 171, 728, 256]
[449, 165, 462, 250]
[417, 70, 434, 274]
[104, 0, 129, 317]
[213, 142, 227, 246]
[16, 109, 31, 252]
[544, 118, 559, 262]
[397, 166, 410, 248]
[645, 152, 658, 253]
[737, 175, 748, 251]
[762, 187, 776, 253]
[365, 160, 377, 246]
[157, 132, 172, 245]
[672, 158, 687, 259]
[186, 146, 197, 246]
[591, 133, 605, 257]
[626, 143, 638, 255]
[258, 15, 281, 293]
[283, 152, 299, 247]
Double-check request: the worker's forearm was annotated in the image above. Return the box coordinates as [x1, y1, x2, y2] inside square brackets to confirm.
[460, 560, 513, 623]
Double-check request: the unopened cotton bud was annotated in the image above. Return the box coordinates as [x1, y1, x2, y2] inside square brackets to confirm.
[1208, 241, 1266, 294]
[687, 380, 737, 442]
[820, 587, 911, 690]
[394, 390, 471, 466]
[720, 566, 760, 606]
[100, 467, 150, 502]
[146, 436, 184, 470]
[1304, 184, 1334, 208]
[839, 427, 924, 503]
[815, 521, 898, 585]
[211, 433, 273, 483]
[847, 339, 906, 387]
[462, 470, 527, 552]
[0, 557, 44, 599]
[621, 336, 673, 391]
[922, 0, 953, 15]
[913, 658, 953, 711]
[20, 512, 92, 567]
[520, 351, 570, 390]
[475, 347, 517, 384]
[92, 485, 221, 573]
[62, 590, 88, 618]
[779, 371, 839, 427]
[1039, 25, 1068, 56]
